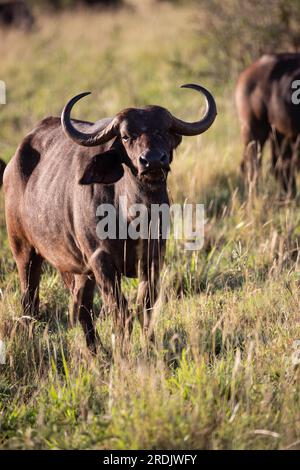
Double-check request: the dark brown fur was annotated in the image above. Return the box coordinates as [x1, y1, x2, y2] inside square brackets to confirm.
[236, 53, 300, 196]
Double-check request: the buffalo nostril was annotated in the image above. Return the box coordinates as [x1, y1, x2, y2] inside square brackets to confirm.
[139, 155, 149, 168]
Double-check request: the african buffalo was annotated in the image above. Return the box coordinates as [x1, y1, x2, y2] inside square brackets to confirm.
[4, 84, 217, 351]
[0, 1, 34, 30]
[236, 53, 300, 197]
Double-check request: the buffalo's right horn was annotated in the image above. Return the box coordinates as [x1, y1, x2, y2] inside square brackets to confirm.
[61, 92, 117, 147]
[170, 84, 217, 136]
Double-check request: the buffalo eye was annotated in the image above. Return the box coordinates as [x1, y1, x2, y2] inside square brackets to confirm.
[122, 133, 139, 142]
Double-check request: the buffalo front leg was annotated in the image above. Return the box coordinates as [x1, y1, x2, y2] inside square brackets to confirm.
[137, 245, 163, 343]
[91, 251, 132, 348]
[62, 273, 97, 352]
[136, 279, 158, 343]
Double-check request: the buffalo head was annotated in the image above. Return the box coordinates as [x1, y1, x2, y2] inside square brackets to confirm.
[61, 84, 217, 186]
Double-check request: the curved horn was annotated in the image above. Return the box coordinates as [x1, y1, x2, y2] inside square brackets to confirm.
[170, 84, 217, 136]
[61, 92, 117, 147]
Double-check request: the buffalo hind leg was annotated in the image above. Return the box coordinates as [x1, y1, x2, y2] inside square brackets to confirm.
[62, 273, 97, 352]
[240, 122, 269, 193]
[12, 241, 43, 317]
[271, 132, 297, 198]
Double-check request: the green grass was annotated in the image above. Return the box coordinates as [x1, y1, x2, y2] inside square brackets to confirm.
[0, 0, 300, 450]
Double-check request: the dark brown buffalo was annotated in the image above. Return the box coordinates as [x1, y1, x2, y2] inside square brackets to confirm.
[3, 84, 217, 351]
[0, 1, 34, 30]
[236, 53, 300, 197]
[0, 159, 6, 186]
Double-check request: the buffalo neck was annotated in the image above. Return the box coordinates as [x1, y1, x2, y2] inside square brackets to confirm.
[116, 165, 169, 208]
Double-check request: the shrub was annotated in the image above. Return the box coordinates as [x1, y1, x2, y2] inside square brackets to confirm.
[194, 0, 300, 81]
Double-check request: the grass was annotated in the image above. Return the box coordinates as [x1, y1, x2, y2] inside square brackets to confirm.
[0, 0, 300, 450]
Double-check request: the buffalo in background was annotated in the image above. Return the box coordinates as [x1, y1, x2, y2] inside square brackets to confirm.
[0, 0, 121, 29]
[236, 53, 300, 197]
[0, 1, 34, 30]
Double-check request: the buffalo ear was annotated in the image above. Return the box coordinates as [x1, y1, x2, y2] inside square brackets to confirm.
[172, 134, 182, 148]
[169, 134, 182, 164]
[79, 150, 124, 185]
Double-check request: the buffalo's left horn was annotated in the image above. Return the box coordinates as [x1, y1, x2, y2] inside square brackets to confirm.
[61, 92, 117, 147]
[170, 84, 217, 136]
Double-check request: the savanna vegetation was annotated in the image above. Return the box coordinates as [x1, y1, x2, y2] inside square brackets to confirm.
[0, 0, 300, 450]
